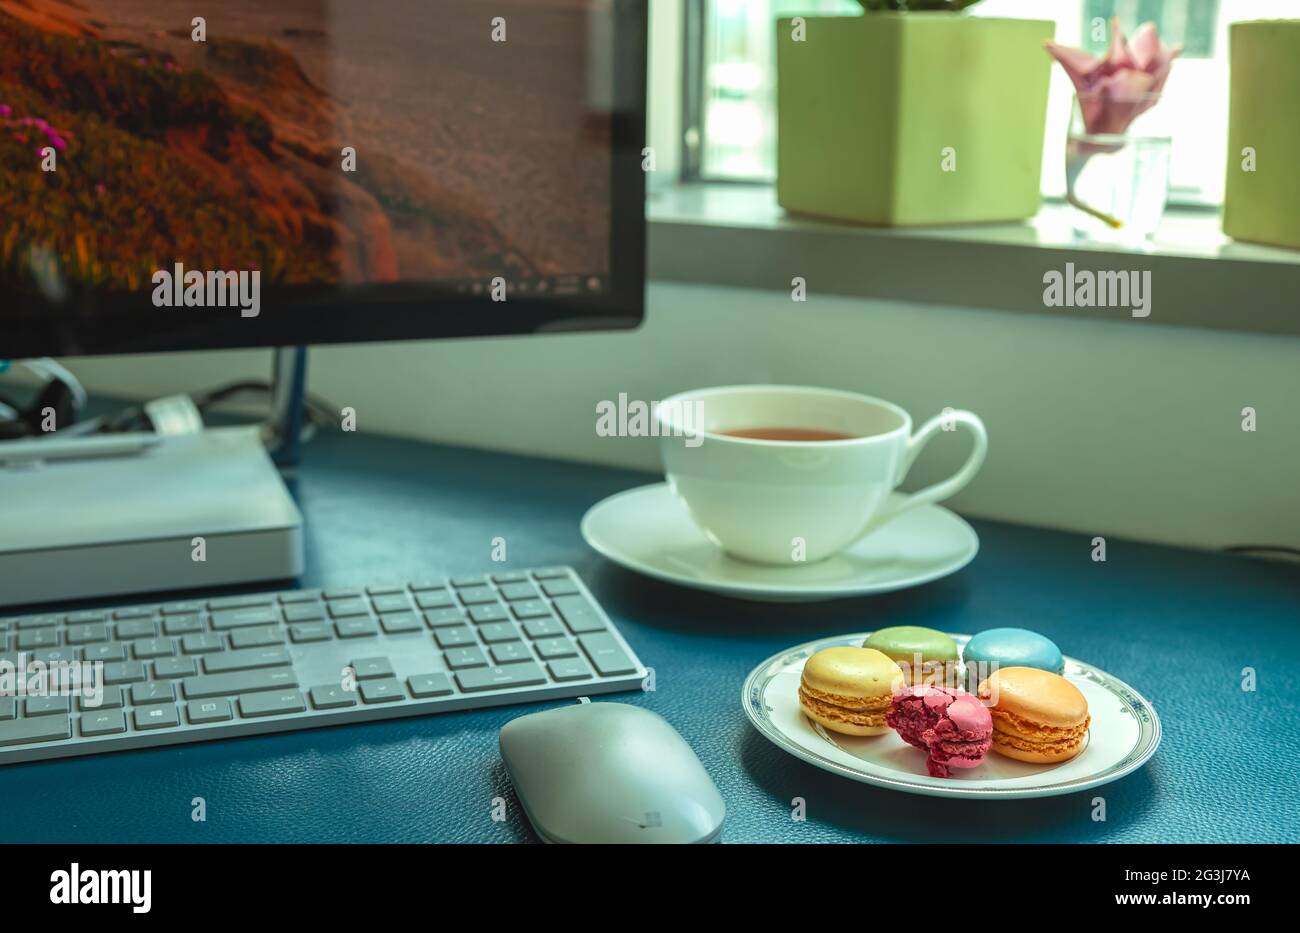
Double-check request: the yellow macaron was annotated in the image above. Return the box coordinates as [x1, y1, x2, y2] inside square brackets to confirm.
[977, 666, 1091, 763]
[799, 647, 904, 736]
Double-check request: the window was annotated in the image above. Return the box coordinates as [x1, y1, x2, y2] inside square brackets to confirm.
[691, 0, 1299, 207]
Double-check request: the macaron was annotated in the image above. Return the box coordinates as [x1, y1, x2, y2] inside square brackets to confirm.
[977, 667, 1091, 764]
[862, 626, 959, 686]
[963, 628, 1064, 683]
[799, 647, 904, 736]
[886, 686, 993, 778]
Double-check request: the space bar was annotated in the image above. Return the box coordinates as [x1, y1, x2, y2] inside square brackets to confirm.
[0, 716, 71, 747]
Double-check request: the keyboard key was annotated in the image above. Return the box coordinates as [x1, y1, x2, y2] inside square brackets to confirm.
[499, 582, 540, 601]
[552, 596, 607, 634]
[324, 588, 362, 600]
[238, 690, 306, 718]
[409, 580, 448, 592]
[211, 607, 279, 630]
[209, 595, 274, 611]
[531, 567, 571, 579]
[161, 601, 204, 615]
[0, 698, 14, 720]
[134, 704, 180, 730]
[579, 633, 638, 676]
[444, 647, 487, 669]
[335, 618, 379, 639]
[66, 623, 110, 645]
[181, 634, 224, 655]
[284, 603, 326, 623]
[17, 629, 58, 650]
[424, 608, 466, 628]
[113, 606, 155, 620]
[185, 667, 297, 699]
[309, 685, 357, 709]
[491, 572, 530, 584]
[547, 658, 594, 682]
[541, 579, 580, 597]
[457, 586, 498, 605]
[523, 618, 565, 639]
[289, 623, 331, 643]
[31, 647, 79, 665]
[455, 663, 547, 693]
[328, 599, 369, 618]
[187, 699, 233, 724]
[278, 590, 321, 604]
[490, 642, 532, 664]
[132, 637, 175, 659]
[370, 594, 413, 614]
[451, 575, 487, 587]
[153, 657, 198, 679]
[366, 585, 405, 596]
[25, 696, 71, 716]
[81, 710, 127, 736]
[533, 637, 578, 660]
[0, 714, 71, 747]
[434, 626, 476, 648]
[203, 646, 290, 673]
[379, 612, 421, 634]
[478, 622, 520, 644]
[84, 643, 127, 663]
[66, 611, 107, 624]
[103, 661, 147, 685]
[131, 682, 175, 705]
[351, 658, 394, 680]
[416, 590, 457, 610]
[162, 615, 204, 635]
[17, 614, 60, 628]
[230, 626, 285, 649]
[359, 679, 403, 704]
[115, 619, 157, 639]
[79, 686, 124, 711]
[511, 600, 552, 619]
[407, 673, 453, 698]
[469, 603, 510, 624]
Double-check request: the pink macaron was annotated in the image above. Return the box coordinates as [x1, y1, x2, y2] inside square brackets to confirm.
[886, 685, 993, 778]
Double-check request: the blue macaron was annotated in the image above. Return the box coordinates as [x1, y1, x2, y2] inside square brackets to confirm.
[963, 627, 1064, 677]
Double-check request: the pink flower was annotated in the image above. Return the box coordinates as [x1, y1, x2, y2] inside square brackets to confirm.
[46, 134, 67, 151]
[0, 105, 10, 117]
[95, 183, 107, 194]
[1046, 18, 1181, 135]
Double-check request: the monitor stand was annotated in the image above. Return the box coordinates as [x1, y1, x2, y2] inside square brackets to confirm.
[0, 348, 308, 608]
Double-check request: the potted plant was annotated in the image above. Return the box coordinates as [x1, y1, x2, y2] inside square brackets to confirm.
[776, 0, 1054, 226]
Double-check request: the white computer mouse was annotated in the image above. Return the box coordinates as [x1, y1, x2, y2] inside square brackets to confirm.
[499, 701, 725, 844]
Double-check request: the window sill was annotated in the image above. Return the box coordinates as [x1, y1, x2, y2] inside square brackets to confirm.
[646, 184, 1300, 337]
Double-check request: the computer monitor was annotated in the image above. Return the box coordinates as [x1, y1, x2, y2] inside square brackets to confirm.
[2, 0, 646, 359]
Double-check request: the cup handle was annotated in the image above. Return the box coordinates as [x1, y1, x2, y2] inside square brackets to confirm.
[853, 409, 988, 541]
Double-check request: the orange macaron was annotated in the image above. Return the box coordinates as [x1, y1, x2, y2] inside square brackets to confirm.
[799, 647, 904, 736]
[977, 667, 1091, 763]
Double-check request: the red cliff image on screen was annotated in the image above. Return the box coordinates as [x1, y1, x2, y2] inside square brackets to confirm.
[0, 0, 612, 298]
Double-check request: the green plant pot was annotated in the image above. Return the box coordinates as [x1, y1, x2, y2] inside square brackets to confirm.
[1223, 20, 1300, 251]
[776, 13, 1054, 226]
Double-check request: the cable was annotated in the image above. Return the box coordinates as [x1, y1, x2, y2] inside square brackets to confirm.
[1223, 545, 1300, 559]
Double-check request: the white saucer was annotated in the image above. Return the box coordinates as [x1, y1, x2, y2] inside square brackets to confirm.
[742, 632, 1161, 799]
[580, 483, 978, 603]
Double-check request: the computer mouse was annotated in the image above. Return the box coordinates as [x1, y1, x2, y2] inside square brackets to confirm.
[500, 701, 725, 844]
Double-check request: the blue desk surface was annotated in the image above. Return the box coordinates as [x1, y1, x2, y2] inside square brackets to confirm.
[2, 430, 1297, 843]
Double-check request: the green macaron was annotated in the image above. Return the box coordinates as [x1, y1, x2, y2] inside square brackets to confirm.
[862, 625, 959, 685]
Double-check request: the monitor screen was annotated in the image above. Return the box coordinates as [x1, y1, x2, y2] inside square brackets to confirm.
[0, 0, 645, 357]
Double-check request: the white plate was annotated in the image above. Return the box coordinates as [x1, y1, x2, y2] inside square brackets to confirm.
[742, 633, 1161, 799]
[580, 483, 978, 603]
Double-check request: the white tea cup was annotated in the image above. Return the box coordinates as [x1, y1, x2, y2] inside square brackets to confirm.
[654, 385, 987, 565]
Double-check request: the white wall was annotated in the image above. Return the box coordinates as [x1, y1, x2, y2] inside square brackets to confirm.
[38, 281, 1300, 553]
